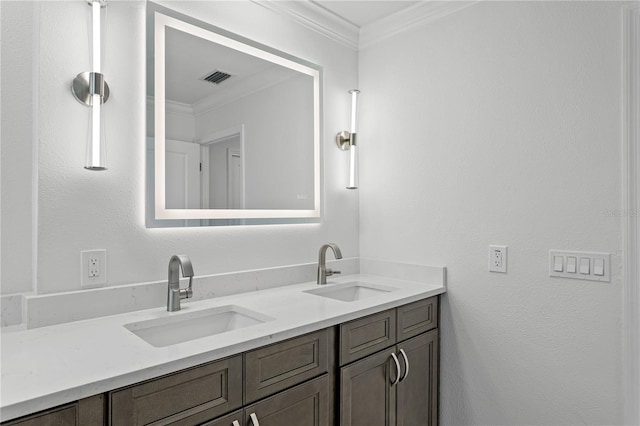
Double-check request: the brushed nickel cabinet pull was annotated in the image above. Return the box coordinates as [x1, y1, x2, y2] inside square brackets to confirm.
[399, 349, 410, 382]
[250, 412, 260, 426]
[390, 352, 401, 386]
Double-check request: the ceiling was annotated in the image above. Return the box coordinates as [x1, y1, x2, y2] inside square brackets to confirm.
[165, 26, 299, 106]
[311, 1, 420, 27]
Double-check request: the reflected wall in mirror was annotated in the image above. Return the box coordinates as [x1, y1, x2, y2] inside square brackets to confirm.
[146, 2, 321, 227]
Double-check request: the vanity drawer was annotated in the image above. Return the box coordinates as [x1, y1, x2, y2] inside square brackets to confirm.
[2, 406, 78, 426]
[339, 309, 396, 365]
[2, 395, 104, 426]
[109, 355, 242, 426]
[397, 296, 438, 342]
[244, 329, 331, 404]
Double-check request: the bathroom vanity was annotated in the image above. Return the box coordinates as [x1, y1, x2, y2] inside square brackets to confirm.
[1, 269, 445, 425]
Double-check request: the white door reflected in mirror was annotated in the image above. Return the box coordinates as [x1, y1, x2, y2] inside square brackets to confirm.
[165, 140, 200, 210]
[199, 125, 245, 210]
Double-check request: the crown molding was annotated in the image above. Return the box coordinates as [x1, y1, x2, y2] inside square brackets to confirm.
[165, 99, 194, 117]
[251, 1, 478, 51]
[146, 97, 194, 118]
[251, 0, 359, 50]
[360, 1, 478, 49]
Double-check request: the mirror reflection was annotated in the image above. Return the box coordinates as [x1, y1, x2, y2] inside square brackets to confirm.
[147, 3, 321, 226]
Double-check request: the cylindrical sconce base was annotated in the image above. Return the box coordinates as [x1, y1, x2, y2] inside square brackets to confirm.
[71, 72, 110, 106]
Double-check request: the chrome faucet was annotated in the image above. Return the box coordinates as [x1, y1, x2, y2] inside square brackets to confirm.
[317, 243, 343, 285]
[167, 255, 194, 312]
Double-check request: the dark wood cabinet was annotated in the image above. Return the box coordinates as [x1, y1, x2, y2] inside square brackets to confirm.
[245, 329, 330, 404]
[3, 296, 439, 426]
[339, 297, 440, 426]
[244, 375, 329, 426]
[200, 409, 243, 426]
[339, 309, 396, 365]
[2, 395, 104, 426]
[396, 330, 439, 426]
[396, 297, 438, 341]
[109, 330, 332, 426]
[109, 355, 242, 426]
[340, 347, 398, 426]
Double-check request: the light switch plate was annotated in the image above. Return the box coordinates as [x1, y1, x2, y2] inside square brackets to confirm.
[549, 250, 610, 282]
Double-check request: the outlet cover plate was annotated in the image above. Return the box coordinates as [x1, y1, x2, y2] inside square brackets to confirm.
[81, 249, 107, 288]
[489, 245, 508, 273]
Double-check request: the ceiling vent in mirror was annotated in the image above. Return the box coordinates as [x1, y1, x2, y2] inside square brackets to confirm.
[201, 70, 232, 85]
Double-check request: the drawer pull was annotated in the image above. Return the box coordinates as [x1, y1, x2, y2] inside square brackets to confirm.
[390, 352, 401, 386]
[232, 421, 240, 426]
[250, 412, 260, 426]
[399, 349, 410, 382]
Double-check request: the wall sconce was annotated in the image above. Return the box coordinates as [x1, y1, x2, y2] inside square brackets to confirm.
[336, 89, 360, 189]
[71, 0, 110, 170]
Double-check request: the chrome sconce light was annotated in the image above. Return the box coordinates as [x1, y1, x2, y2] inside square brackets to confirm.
[71, 0, 110, 170]
[336, 89, 360, 189]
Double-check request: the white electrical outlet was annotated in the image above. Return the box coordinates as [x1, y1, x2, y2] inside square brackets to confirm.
[89, 257, 99, 277]
[489, 245, 508, 273]
[81, 249, 107, 287]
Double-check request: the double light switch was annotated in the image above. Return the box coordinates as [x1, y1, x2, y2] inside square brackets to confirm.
[549, 250, 610, 282]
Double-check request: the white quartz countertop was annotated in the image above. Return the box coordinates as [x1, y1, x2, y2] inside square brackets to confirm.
[1, 273, 445, 422]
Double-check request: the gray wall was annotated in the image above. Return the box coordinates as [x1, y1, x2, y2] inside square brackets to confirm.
[1, 2, 36, 294]
[359, 2, 623, 424]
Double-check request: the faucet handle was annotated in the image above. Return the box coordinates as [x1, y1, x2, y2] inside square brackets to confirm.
[326, 268, 341, 277]
[179, 276, 193, 300]
[180, 276, 193, 299]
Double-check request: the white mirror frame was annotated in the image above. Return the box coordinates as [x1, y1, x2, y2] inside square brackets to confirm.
[152, 10, 321, 222]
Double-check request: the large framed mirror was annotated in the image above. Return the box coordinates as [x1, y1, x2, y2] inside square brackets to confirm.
[146, 2, 321, 227]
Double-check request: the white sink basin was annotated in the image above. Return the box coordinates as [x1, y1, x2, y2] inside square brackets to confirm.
[124, 305, 274, 347]
[304, 281, 398, 302]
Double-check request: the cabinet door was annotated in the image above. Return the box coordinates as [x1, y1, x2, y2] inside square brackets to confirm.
[396, 330, 439, 426]
[340, 348, 399, 426]
[244, 375, 328, 426]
